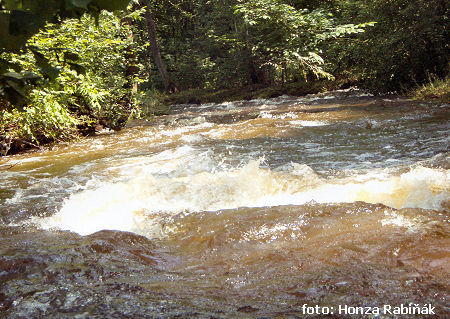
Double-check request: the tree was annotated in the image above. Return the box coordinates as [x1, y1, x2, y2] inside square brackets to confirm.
[323, 0, 449, 92]
[234, 0, 373, 83]
[135, 0, 372, 91]
[138, 0, 174, 92]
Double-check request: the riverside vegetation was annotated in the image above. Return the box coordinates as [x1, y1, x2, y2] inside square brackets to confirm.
[0, 0, 449, 155]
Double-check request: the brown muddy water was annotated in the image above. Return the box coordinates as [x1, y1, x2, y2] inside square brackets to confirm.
[0, 90, 449, 318]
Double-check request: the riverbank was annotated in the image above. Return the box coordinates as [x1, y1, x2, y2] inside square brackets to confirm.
[410, 76, 450, 103]
[0, 80, 332, 157]
[149, 76, 450, 114]
[1, 77, 449, 157]
[161, 80, 331, 106]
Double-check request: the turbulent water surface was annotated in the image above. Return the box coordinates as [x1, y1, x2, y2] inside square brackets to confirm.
[0, 91, 449, 318]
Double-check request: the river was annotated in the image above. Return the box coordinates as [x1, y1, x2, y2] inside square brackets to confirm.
[0, 90, 449, 318]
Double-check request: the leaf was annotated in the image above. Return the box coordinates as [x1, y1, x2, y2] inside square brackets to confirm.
[2, 72, 23, 81]
[2, 80, 28, 109]
[67, 61, 86, 74]
[40, 67, 61, 81]
[5, 80, 26, 96]
[1, 71, 40, 83]
[22, 71, 42, 82]
[63, 51, 80, 62]
[30, 48, 52, 69]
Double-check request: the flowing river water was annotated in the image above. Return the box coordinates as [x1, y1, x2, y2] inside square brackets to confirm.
[0, 91, 449, 318]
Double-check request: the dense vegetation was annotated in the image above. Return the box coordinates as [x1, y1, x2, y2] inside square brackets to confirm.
[1, 0, 448, 155]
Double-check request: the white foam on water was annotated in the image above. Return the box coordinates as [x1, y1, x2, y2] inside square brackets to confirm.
[179, 134, 205, 143]
[259, 111, 299, 120]
[289, 120, 328, 127]
[219, 101, 238, 109]
[259, 111, 273, 119]
[34, 157, 449, 237]
[381, 212, 421, 233]
[156, 122, 213, 138]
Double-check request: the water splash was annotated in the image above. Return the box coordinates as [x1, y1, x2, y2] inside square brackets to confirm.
[36, 159, 448, 236]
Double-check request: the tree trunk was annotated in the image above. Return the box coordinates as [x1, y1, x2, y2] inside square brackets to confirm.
[122, 16, 138, 95]
[281, 61, 287, 83]
[139, 0, 173, 92]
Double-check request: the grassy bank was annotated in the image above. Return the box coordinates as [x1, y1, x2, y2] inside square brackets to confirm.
[410, 76, 450, 103]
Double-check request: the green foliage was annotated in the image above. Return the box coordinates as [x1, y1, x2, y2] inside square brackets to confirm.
[21, 89, 79, 141]
[136, 88, 170, 116]
[1, 10, 139, 153]
[324, 0, 449, 92]
[0, 0, 133, 115]
[411, 75, 450, 103]
[235, 0, 374, 81]
[0, 0, 130, 50]
[139, 0, 370, 91]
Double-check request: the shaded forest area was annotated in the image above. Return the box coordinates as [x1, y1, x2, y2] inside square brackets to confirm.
[0, 0, 449, 155]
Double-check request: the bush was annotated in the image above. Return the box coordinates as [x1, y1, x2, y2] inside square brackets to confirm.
[325, 0, 449, 93]
[411, 76, 450, 103]
[0, 11, 140, 154]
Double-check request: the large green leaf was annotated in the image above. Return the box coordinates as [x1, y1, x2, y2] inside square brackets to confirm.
[29, 47, 52, 69]
[40, 66, 61, 81]
[2, 72, 23, 81]
[1, 79, 28, 109]
[1, 71, 41, 83]
[63, 51, 80, 62]
[67, 61, 85, 74]
[21, 71, 41, 82]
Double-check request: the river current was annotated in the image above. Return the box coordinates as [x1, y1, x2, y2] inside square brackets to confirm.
[0, 91, 449, 318]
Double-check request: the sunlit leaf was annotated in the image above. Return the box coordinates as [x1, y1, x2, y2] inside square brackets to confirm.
[2, 72, 23, 81]
[22, 71, 42, 82]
